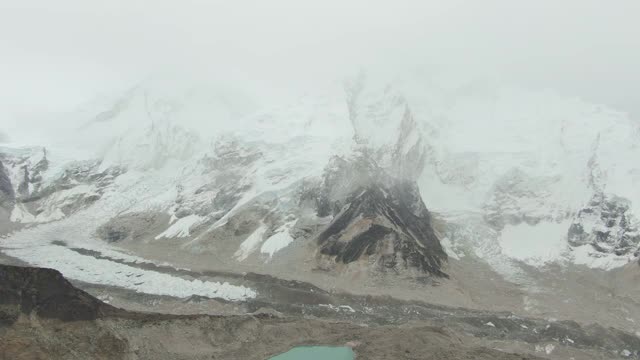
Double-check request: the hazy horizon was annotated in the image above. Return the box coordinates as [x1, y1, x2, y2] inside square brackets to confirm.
[1, 0, 639, 147]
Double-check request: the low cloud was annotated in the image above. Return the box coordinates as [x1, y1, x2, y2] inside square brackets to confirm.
[1, 0, 639, 140]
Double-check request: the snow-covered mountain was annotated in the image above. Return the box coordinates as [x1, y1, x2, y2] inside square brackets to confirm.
[2, 74, 640, 299]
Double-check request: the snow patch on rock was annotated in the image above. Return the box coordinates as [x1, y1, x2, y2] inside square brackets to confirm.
[235, 223, 267, 261]
[155, 214, 204, 239]
[260, 220, 296, 257]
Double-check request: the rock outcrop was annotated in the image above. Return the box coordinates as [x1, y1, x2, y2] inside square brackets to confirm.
[569, 193, 640, 256]
[308, 155, 448, 277]
[0, 264, 121, 324]
[0, 159, 14, 209]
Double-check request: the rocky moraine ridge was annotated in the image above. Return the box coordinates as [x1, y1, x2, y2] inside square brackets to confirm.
[3, 264, 640, 359]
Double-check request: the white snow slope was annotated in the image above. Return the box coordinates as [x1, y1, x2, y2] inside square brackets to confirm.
[2, 74, 640, 299]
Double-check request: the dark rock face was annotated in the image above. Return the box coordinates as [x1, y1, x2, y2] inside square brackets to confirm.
[0, 264, 120, 323]
[389, 108, 427, 180]
[14, 148, 49, 199]
[310, 156, 448, 277]
[318, 186, 448, 277]
[0, 159, 15, 208]
[16, 165, 30, 198]
[569, 193, 640, 256]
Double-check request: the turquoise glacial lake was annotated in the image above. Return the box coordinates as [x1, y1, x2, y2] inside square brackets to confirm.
[269, 346, 355, 360]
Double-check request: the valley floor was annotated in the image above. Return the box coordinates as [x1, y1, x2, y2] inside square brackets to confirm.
[116, 234, 640, 335]
[1, 246, 640, 359]
[2, 263, 638, 360]
[2, 212, 640, 359]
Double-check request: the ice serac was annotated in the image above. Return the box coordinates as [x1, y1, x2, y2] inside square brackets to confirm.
[310, 155, 448, 277]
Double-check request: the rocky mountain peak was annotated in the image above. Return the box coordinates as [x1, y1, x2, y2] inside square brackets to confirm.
[312, 156, 447, 277]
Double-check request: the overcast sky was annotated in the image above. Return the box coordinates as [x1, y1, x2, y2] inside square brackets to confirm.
[1, 0, 639, 129]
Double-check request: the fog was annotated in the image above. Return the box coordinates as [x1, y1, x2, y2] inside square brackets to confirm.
[1, 0, 639, 145]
